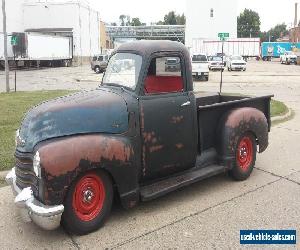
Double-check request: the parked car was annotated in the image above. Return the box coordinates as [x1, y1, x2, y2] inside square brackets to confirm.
[6, 40, 273, 235]
[227, 55, 247, 71]
[191, 54, 209, 81]
[165, 57, 181, 72]
[280, 51, 297, 65]
[208, 56, 225, 71]
[91, 54, 109, 74]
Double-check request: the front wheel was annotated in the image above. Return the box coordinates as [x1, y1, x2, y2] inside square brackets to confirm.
[229, 132, 257, 181]
[62, 170, 113, 235]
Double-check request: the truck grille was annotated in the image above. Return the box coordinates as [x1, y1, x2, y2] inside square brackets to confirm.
[15, 152, 39, 196]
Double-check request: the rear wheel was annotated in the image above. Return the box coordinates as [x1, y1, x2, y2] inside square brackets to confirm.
[62, 170, 113, 235]
[229, 132, 257, 181]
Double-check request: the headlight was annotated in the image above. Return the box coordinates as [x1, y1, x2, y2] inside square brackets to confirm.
[33, 151, 41, 178]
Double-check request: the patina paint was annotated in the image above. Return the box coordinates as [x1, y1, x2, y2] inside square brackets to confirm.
[17, 88, 129, 153]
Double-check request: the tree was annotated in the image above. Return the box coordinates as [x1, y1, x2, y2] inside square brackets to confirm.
[176, 14, 186, 25]
[237, 9, 261, 38]
[157, 11, 186, 25]
[260, 23, 289, 42]
[131, 17, 142, 26]
[119, 15, 126, 26]
[164, 11, 177, 25]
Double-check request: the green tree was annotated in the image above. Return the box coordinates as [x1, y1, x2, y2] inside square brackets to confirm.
[260, 23, 289, 42]
[157, 11, 186, 25]
[237, 9, 261, 38]
[176, 14, 186, 25]
[119, 15, 126, 26]
[131, 17, 142, 26]
[164, 11, 177, 25]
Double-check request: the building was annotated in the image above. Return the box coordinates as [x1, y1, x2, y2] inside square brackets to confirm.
[100, 21, 113, 53]
[185, 0, 238, 48]
[290, 27, 300, 43]
[0, 0, 101, 65]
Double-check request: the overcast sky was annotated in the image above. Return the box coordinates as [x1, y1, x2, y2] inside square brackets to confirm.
[85, 0, 298, 31]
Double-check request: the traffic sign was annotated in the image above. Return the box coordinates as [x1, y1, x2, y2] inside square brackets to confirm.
[218, 33, 229, 41]
[11, 35, 18, 46]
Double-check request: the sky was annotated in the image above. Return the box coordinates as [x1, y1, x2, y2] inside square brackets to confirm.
[83, 0, 298, 31]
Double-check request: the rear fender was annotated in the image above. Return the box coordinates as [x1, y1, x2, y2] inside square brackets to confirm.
[217, 107, 268, 168]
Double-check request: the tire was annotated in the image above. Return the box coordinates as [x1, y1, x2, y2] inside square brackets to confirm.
[228, 67, 231, 71]
[94, 66, 101, 74]
[62, 170, 113, 235]
[243, 68, 246, 71]
[286, 60, 290, 65]
[205, 76, 209, 81]
[229, 132, 257, 181]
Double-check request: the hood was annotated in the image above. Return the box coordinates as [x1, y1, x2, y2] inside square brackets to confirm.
[17, 88, 129, 152]
[231, 60, 246, 64]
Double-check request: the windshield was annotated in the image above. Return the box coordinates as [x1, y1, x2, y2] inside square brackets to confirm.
[192, 55, 207, 62]
[102, 53, 142, 90]
[231, 56, 243, 60]
[212, 57, 222, 61]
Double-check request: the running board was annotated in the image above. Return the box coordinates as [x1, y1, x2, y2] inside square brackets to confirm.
[140, 165, 226, 201]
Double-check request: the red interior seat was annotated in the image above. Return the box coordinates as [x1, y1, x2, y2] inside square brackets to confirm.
[144, 75, 184, 94]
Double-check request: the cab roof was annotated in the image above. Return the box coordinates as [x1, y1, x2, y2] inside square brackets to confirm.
[115, 40, 189, 57]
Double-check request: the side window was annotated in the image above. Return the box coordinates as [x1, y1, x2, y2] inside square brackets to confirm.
[144, 56, 184, 95]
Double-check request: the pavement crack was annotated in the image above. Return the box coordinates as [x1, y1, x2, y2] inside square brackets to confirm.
[255, 167, 300, 186]
[110, 178, 282, 249]
[64, 230, 81, 250]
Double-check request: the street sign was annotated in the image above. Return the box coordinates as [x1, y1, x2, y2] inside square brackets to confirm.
[218, 33, 229, 41]
[11, 35, 18, 46]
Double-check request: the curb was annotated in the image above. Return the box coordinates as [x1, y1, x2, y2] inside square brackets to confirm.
[271, 108, 293, 124]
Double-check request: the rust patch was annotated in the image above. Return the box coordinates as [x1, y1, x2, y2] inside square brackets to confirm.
[225, 108, 266, 128]
[39, 135, 134, 177]
[149, 145, 164, 153]
[171, 116, 184, 124]
[175, 143, 184, 149]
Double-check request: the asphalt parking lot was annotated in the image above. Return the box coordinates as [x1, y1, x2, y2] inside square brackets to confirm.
[0, 60, 300, 249]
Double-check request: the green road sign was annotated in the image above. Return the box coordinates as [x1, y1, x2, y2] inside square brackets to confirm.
[11, 36, 18, 46]
[218, 33, 229, 40]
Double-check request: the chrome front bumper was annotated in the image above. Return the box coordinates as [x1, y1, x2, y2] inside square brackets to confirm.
[5, 168, 64, 230]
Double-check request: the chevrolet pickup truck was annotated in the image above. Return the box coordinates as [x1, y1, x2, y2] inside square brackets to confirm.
[6, 41, 273, 235]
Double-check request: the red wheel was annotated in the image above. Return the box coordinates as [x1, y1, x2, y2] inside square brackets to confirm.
[230, 132, 257, 181]
[72, 173, 105, 222]
[236, 136, 253, 172]
[62, 170, 113, 235]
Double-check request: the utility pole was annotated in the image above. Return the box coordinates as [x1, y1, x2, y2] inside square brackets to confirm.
[2, 0, 10, 92]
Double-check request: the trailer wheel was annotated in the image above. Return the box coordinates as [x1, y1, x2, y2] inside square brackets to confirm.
[62, 170, 113, 235]
[229, 132, 257, 181]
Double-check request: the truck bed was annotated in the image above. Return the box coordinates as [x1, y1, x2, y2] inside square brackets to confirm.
[194, 92, 273, 152]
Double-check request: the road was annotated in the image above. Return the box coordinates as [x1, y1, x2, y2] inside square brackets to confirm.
[0, 60, 299, 249]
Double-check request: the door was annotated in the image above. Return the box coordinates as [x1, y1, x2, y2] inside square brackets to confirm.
[139, 55, 197, 181]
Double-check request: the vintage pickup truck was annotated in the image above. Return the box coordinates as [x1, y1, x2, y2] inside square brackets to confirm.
[6, 41, 273, 235]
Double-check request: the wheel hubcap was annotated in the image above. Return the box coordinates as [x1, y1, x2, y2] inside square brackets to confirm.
[72, 173, 105, 222]
[237, 136, 253, 171]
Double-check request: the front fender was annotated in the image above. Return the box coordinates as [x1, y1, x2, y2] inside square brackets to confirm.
[217, 107, 269, 168]
[37, 134, 138, 207]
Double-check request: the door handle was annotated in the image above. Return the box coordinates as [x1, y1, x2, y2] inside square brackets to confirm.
[181, 101, 191, 107]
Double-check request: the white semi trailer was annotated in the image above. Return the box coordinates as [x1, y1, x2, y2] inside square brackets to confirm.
[191, 38, 260, 59]
[0, 32, 73, 68]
